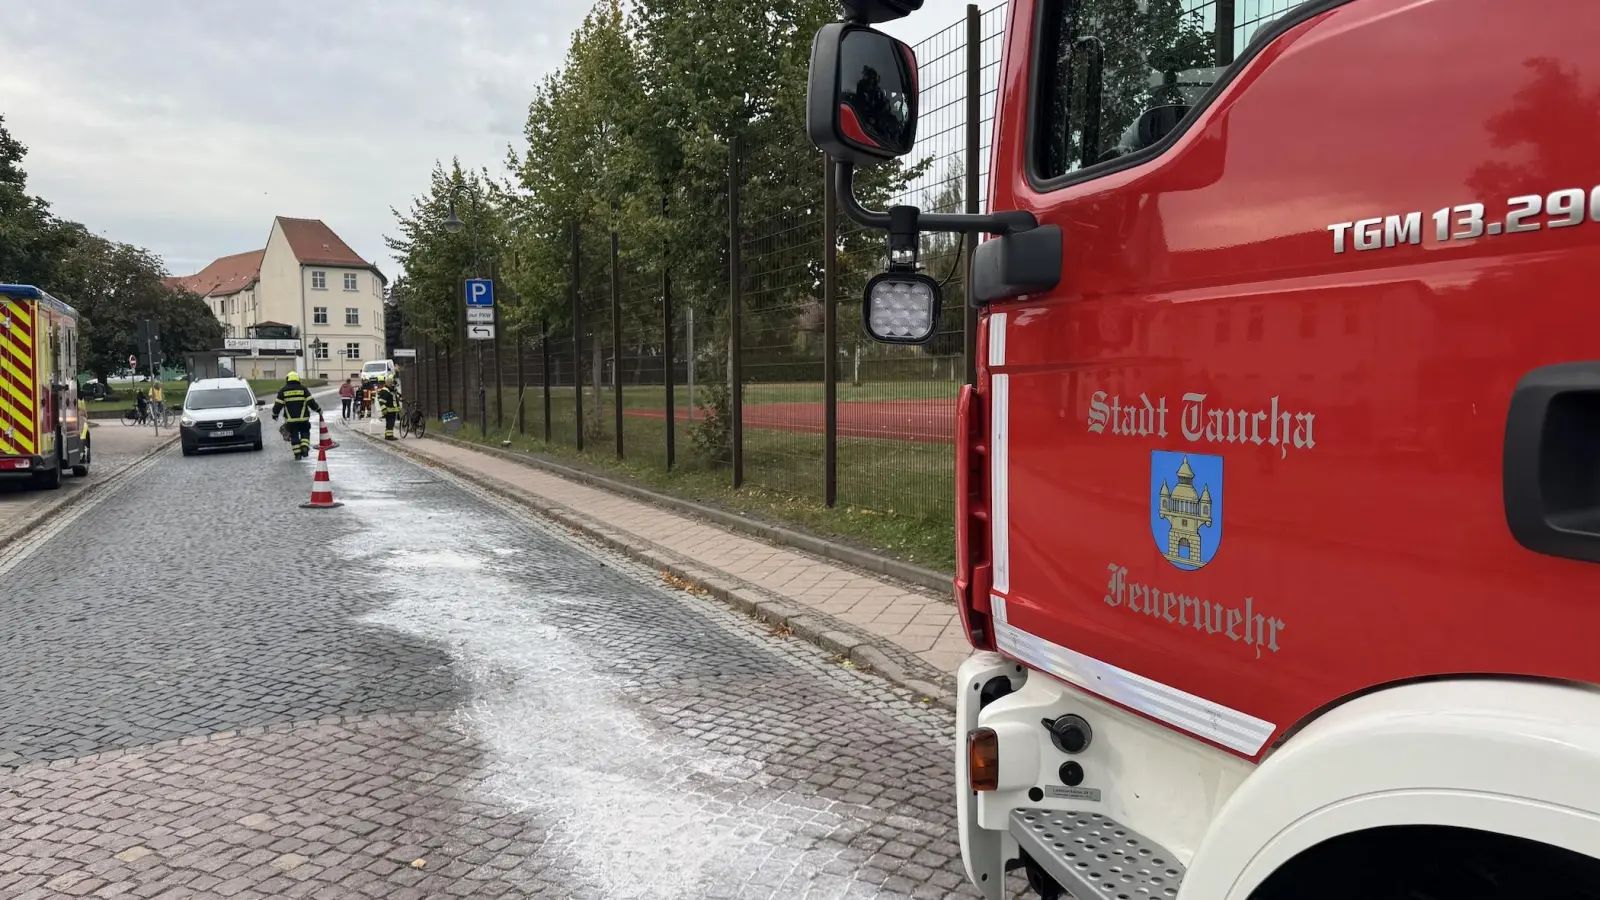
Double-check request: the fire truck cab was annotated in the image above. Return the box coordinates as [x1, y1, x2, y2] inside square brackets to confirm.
[808, 0, 1600, 897]
[0, 284, 90, 489]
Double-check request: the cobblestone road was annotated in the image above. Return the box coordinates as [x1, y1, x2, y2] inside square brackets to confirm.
[0, 430, 980, 899]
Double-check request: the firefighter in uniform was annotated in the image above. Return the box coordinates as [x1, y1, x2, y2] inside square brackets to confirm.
[360, 375, 378, 419]
[377, 374, 401, 441]
[271, 372, 323, 459]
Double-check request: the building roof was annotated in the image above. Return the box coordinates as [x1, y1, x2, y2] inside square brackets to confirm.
[168, 249, 264, 299]
[275, 217, 388, 283]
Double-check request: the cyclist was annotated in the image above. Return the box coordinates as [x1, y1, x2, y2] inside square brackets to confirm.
[135, 389, 148, 424]
[270, 372, 322, 460]
[339, 377, 356, 420]
[377, 374, 401, 441]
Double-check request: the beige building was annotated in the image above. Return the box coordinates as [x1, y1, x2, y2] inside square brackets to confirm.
[171, 217, 388, 381]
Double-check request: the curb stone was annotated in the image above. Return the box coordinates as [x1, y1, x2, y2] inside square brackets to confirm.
[358, 430, 959, 710]
[0, 433, 180, 554]
[422, 431, 952, 593]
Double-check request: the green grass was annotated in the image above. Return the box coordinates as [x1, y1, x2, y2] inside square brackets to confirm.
[444, 380, 957, 414]
[82, 378, 326, 412]
[443, 384, 957, 573]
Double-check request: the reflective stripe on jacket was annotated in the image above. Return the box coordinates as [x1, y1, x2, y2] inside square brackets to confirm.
[272, 385, 321, 422]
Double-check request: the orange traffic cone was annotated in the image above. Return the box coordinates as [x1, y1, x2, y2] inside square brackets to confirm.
[299, 446, 344, 509]
[316, 417, 339, 451]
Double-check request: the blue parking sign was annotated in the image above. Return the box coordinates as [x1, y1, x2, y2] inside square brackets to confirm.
[465, 278, 494, 307]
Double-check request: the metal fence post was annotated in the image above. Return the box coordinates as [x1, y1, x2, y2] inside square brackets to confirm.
[492, 262, 503, 431]
[517, 327, 526, 435]
[823, 153, 838, 507]
[729, 137, 744, 488]
[541, 317, 552, 442]
[571, 219, 585, 452]
[662, 195, 675, 470]
[611, 226, 623, 459]
[964, 2, 982, 387]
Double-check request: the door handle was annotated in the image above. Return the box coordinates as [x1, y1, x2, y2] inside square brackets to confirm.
[1504, 361, 1600, 564]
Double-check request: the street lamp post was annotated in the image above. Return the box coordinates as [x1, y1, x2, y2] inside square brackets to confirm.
[445, 182, 489, 436]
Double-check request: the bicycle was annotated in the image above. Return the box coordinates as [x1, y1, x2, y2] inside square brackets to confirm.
[123, 407, 176, 428]
[398, 400, 426, 439]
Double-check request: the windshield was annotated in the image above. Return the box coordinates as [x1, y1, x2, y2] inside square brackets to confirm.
[363, 363, 388, 372]
[185, 388, 254, 410]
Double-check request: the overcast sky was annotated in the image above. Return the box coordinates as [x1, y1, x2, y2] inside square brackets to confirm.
[0, 0, 983, 281]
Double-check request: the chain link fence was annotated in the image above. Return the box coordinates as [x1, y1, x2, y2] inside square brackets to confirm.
[409, 2, 1010, 559]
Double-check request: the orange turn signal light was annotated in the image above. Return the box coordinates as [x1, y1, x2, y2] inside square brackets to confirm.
[968, 727, 999, 792]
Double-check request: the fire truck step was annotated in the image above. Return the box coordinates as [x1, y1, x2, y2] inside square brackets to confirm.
[1010, 809, 1184, 900]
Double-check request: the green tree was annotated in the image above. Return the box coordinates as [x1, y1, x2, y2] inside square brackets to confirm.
[386, 162, 509, 350]
[0, 116, 72, 287]
[46, 224, 222, 382]
[384, 276, 408, 355]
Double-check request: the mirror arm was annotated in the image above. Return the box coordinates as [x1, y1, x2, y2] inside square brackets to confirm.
[834, 160, 1037, 235]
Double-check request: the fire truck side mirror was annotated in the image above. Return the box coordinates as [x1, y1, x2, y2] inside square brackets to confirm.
[807, 23, 920, 164]
[838, 0, 923, 24]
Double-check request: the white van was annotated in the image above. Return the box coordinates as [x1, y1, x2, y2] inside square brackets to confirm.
[361, 359, 395, 382]
[361, 359, 398, 393]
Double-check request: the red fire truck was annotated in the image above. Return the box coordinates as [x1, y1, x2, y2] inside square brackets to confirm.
[808, 0, 1600, 896]
[0, 284, 90, 489]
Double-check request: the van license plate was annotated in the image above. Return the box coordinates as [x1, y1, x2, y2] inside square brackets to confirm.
[210, 430, 233, 437]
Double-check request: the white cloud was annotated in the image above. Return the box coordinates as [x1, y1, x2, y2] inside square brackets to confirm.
[0, 0, 589, 277]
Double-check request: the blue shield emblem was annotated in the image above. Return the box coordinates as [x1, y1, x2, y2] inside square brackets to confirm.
[1150, 451, 1222, 571]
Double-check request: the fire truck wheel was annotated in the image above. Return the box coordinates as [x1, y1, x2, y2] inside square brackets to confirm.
[1250, 825, 1600, 900]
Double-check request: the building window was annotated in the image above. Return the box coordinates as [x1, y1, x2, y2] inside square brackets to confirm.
[313, 306, 329, 325]
[345, 307, 360, 326]
[345, 342, 361, 360]
[343, 273, 358, 291]
[314, 343, 330, 360]
[312, 270, 327, 290]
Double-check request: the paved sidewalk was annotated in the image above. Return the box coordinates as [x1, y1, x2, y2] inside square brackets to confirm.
[378, 434, 974, 688]
[0, 423, 177, 547]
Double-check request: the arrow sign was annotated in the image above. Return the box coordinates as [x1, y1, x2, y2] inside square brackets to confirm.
[465, 278, 494, 307]
[467, 324, 496, 341]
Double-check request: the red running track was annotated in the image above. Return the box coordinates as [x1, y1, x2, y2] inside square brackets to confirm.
[625, 398, 956, 444]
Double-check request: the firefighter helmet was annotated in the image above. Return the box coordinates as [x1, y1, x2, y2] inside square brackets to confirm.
[286, 371, 301, 382]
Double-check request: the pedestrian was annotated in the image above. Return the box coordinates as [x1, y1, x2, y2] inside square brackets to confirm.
[339, 377, 356, 420]
[135, 389, 148, 424]
[149, 381, 164, 417]
[377, 374, 400, 441]
[270, 372, 322, 460]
